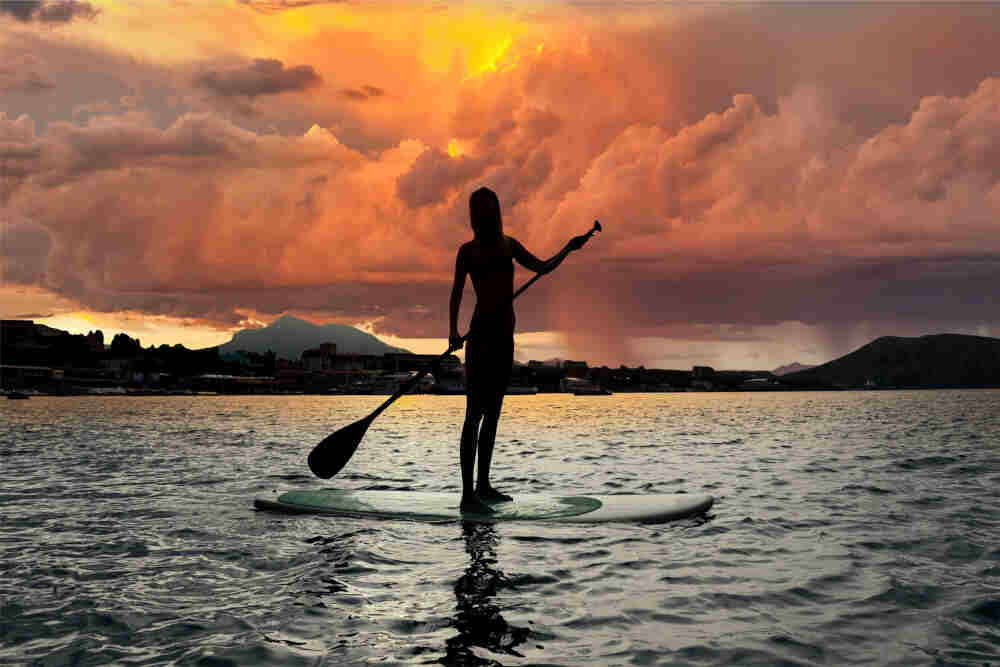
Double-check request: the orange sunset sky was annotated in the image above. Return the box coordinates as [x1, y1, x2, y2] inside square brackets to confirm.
[2, 0, 999, 369]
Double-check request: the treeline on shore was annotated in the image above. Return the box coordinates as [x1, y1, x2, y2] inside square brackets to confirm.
[3, 320, 1000, 395]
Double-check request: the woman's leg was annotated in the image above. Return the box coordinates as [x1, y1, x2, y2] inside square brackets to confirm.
[475, 389, 512, 502]
[460, 353, 495, 513]
[475, 335, 513, 502]
[460, 395, 484, 500]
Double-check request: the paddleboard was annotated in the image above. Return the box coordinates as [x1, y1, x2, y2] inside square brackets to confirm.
[254, 488, 713, 523]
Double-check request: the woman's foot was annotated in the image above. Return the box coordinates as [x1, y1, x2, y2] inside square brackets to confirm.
[460, 492, 495, 514]
[476, 484, 513, 503]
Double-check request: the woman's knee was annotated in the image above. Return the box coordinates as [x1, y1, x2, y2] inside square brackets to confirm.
[483, 404, 502, 424]
[464, 402, 485, 424]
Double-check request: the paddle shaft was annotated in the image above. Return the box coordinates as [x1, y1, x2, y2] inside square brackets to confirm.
[368, 274, 533, 421]
[307, 220, 601, 479]
[367, 222, 600, 421]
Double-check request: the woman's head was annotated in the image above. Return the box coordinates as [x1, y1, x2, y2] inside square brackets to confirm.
[469, 187, 503, 242]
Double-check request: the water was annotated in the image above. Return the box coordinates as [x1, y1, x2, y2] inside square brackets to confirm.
[2, 390, 999, 666]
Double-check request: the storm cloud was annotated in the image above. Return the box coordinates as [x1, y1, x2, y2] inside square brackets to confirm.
[0, 1, 98, 23]
[341, 85, 385, 101]
[195, 59, 322, 98]
[3, 2, 1000, 365]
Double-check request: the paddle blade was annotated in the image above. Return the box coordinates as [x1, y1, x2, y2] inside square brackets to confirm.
[308, 415, 373, 479]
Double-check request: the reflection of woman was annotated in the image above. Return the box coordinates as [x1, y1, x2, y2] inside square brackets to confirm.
[443, 521, 529, 663]
[449, 187, 589, 513]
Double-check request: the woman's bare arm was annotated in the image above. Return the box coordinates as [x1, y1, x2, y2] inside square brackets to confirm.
[449, 246, 468, 348]
[509, 237, 548, 273]
[511, 234, 589, 275]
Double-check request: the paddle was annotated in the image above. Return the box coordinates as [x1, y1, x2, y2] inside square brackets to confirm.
[307, 220, 602, 479]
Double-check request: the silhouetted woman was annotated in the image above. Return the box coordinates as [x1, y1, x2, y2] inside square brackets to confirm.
[450, 187, 590, 513]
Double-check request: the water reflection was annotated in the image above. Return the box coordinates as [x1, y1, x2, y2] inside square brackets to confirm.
[442, 522, 530, 665]
[300, 532, 358, 599]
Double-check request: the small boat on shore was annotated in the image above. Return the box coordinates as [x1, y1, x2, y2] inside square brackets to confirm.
[429, 382, 465, 395]
[87, 387, 127, 395]
[6, 391, 29, 400]
[573, 387, 612, 396]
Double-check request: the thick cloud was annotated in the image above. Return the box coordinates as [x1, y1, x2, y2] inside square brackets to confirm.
[3, 2, 1000, 365]
[195, 59, 322, 97]
[10, 112, 353, 188]
[341, 85, 385, 101]
[0, 1, 98, 23]
[1, 109, 447, 329]
[396, 148, 489, 208]
[529, 80, 1000, 360]
[1, 222, 51, 284]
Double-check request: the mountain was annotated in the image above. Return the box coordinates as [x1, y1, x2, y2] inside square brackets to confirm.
[781, 334, 1000, 388]
[215, 315, 409, 361]
[773, 362, 816, 376]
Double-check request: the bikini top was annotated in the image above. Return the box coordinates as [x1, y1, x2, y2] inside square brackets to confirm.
[470, 253, 514, 282]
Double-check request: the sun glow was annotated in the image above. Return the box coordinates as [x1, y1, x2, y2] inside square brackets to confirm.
[39, 312, 98, 333]
[417, 9, 528, 78]
[476, 34, 513, 74]
[34, 311, 235, 349]
[278, 7, 321, 37]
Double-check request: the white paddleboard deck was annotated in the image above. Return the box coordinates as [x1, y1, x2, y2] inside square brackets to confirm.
[254, 488, 714, 523]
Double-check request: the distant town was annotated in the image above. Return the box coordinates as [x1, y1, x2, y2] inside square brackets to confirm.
[3, 319, 999, 397]
[1, 319, 782, 396]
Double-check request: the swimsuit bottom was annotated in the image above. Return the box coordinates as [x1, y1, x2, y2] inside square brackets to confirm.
[465, 312, 515, 397]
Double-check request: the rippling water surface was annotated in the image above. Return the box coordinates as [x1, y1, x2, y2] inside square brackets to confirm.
[2, 390, 999, 666]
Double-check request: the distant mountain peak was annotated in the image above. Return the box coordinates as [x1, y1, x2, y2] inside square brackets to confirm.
[773, 362, 816, 376]
[216, 316, 409, 360]
[273, 313, 305, 325]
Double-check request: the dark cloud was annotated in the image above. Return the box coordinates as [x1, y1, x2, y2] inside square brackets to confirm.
[0, 109, 374, 326]
[195, 59, 321, 98]
[0, 32, 182, 136]
[396, 148, 489, 208]
[4, 3, 1000, 364]
[13, 112, 349, 188]
[0, 1, 98, 23]
[341, 85, 385, 101]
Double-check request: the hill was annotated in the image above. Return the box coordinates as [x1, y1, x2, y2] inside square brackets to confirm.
[215, 315, 409, 361]
[773, 362, 816, 376]
[781, 334, 1000, 388]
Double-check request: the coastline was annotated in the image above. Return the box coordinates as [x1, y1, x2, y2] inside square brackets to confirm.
[7, 384, 1000, 398]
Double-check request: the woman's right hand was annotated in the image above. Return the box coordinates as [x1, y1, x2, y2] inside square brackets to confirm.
[567, 232, 590, 251]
